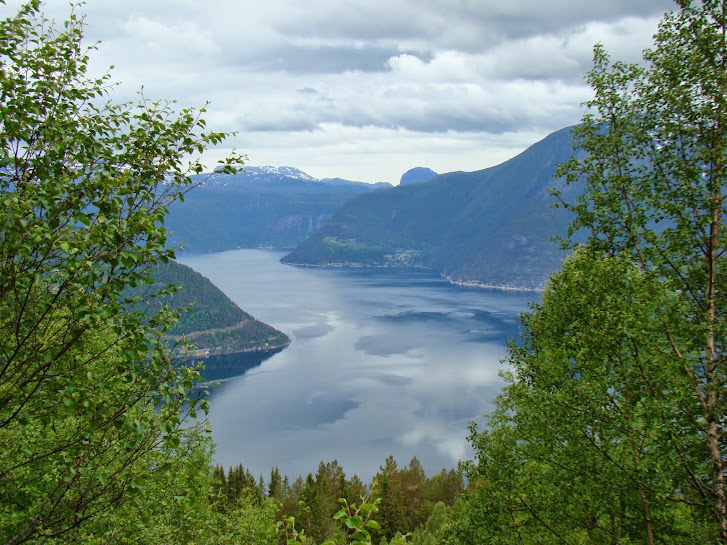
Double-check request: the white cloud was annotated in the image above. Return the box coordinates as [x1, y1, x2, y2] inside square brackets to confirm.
[122, 16, 221, 59]
[1, 0, 674, 182]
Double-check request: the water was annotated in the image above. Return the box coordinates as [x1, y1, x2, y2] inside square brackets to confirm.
[178, 249, 536, 480]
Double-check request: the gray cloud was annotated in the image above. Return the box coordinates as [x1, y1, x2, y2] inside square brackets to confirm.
[251, 45, 430, 74]
[270, 0, 674, 51]
[1, 0, 677, 182]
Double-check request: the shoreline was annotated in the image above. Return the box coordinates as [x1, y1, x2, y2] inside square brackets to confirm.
[282, 260, 544, 292]
[174, 339, 291, 360]
[443, 275, 544, 293]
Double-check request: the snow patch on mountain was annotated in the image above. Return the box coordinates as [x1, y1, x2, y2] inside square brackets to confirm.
[245, 166, 318, 181]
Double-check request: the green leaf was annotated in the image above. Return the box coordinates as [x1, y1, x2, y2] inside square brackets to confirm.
[345, 516, 363, 529]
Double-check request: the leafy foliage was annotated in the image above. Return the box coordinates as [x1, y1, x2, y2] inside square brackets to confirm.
[455, 252, 709, 544]
[0, 2, 244, 542]
[455, 1, 727, 543]
[278, 480, 410, 545]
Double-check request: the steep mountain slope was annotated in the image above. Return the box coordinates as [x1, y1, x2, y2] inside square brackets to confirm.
[141, 261, 289, 356]
[282, 127, 581, 290]
[165, 166, 391, 252]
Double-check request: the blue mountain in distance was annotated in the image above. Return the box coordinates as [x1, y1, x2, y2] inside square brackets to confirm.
[165, 166, 391, 253]
[399, 167, 438, 185]
[282, 127, 582, 291]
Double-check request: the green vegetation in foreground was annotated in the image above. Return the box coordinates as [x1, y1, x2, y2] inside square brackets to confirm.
[4, 1, 727, 544]
[146, 261, 290, 356]
[0, 1, 250, 542]
[450, 1, 727, 544]
[215, 456, 463, 545]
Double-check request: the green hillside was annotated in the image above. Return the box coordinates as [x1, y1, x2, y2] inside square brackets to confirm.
[145, 261, 289, 356]
[282, 126, 582, 290]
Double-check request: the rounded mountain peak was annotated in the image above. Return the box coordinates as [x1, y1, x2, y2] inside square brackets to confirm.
[399, 167, 438, 185]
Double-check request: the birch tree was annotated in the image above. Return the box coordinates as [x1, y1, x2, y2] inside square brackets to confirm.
[0, 2, 243, 542]
[458, 1, 727, 543]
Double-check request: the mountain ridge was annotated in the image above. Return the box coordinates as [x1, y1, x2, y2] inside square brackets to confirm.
[282, 126, 582, 290]
[164, 167, 391, 253]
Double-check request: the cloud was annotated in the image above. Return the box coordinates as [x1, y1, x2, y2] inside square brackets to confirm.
[1, 0, 677, 182]
[253, 44, 412, 74]
[121, 16, 220, 59]
[267, 0, 673, 51]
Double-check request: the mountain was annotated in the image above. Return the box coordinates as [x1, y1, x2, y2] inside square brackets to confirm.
[400, 167, 438, 185]
[282, 127, 582, 290]
[140, 260, 289, 357]
[165, 166, 391, 253]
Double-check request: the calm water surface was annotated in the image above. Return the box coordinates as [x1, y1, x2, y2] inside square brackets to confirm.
[179, 249, 536, 480]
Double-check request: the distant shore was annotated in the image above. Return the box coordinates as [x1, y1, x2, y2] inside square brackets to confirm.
[282, 260, 544, 292]
[443, 275, 544, 293]
[175, 339, 291, 360]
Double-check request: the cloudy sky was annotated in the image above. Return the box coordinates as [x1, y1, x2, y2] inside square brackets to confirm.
[6, 0, 675, 183]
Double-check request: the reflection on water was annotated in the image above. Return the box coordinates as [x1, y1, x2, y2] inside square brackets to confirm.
[281, 394, 359, 430]
[179, 249, 536, 480]
[184, 347, 286, 383]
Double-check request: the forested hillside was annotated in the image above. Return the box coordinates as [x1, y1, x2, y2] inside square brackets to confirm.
[283, 126, 582, 290]
[145, 260, 289, 356]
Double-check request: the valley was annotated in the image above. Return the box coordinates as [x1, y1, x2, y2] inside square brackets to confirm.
[178, 249, 534, 479]
[169, 126, 584, 291]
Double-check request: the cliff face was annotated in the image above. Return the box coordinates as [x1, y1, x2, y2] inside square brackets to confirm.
[164, 167, 391, 252]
